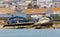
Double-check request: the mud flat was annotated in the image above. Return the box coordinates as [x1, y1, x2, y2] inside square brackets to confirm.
[0, 25, 4, 29]
[53, 24, 60, 29]
[0, 23, 60, 29]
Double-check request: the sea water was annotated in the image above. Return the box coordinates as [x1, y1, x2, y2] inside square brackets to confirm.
[0, 29, 59, 37]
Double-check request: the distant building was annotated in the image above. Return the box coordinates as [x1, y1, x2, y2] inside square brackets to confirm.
[23, 8, 60, 15]
[0, 8, 16, 14]
[37, 0, 53, 8]
[0, 0, 60, 10]
[53, 0, 60, 8]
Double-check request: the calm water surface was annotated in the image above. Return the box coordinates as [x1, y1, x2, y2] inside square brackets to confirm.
[0, 29, 59, 37]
